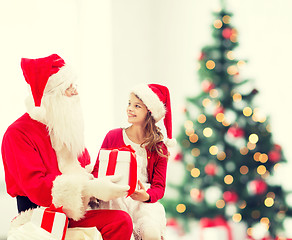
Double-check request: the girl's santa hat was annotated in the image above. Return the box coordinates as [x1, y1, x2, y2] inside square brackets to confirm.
[131, 83, 176, 147]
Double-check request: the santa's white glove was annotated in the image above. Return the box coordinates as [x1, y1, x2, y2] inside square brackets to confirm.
[83, 175, 130, 202]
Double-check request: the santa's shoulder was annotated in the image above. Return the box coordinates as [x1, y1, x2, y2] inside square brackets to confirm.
[2, 113, 47, 142]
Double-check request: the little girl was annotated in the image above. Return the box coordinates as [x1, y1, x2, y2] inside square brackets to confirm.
[92, 84, 175, 240]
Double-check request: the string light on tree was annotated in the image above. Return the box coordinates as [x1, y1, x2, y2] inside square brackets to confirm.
[224, 175, 234, 185]
[226, 51, 234, 60]
[240, 147, 249, 155]
[209, 89, 219, 98]
[206, 60, 216, 70]
[237, 60, 246, 67]
[227, 65, 238, 75]
[222, 15, 230, 24]
[209, 145, 219, 155]
[191, 167, 200, 178]
[265, 197, 274, 207]
[232, 213, 242, 223]
[189, 133, 199, 143]
[214, 19, 223, 29]
[217, 151, 226, 161]
[197, 114, 207, 123]
[240, 165, 249, 175]
[216, 112, 225, 122]
[216, 199, 225, 209]
[243, 107, 253, 117]
[232, 92, 242, 102]
[203, 127, 213, 137]
[191, 148, 200, 157]
[176, 204, 186, 213]
[249, 134, 259, 144]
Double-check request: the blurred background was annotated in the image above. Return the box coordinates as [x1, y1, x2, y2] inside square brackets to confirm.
[0, 0, 292, 239]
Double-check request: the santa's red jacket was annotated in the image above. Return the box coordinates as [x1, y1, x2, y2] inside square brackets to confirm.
[92, 128, 168, 203]
[1, 113, 90, 207]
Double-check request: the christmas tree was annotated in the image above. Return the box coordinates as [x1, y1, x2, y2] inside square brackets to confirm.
[163, 7, 292, 238]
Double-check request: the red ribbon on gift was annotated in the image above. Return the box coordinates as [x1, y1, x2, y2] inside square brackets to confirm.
[41, 204, 68, 240]
[105, 145, 137, 197]
[200, 216, 232, 240]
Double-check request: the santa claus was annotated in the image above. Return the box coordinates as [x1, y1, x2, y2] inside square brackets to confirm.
[1, 54, 133, 240]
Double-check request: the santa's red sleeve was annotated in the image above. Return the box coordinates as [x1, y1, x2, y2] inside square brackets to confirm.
[2, 128, 57, 207]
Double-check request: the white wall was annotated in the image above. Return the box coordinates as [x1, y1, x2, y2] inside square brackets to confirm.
[0, 0, 292, 238]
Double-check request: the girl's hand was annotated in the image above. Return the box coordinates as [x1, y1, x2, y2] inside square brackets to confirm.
[130, 180, 150, 202]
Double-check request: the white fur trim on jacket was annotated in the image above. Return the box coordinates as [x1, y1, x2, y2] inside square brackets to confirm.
[131, 84, 166, 122]
[51, 174, 89, 221]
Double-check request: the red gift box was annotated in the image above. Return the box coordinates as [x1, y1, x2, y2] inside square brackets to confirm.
[97, 145, 138, 196]
[31, 204, 68, 240]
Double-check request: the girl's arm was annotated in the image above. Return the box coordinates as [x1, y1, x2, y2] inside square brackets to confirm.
[146, 144, 168, 203]
[146, 157, 167, 202]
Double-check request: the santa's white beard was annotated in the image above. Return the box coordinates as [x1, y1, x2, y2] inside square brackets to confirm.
[26, 93, 85, 159]
[43, 94, 85, 159]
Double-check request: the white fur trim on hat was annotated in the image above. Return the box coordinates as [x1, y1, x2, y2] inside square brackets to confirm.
[45, 64, 77, 96]
[51, 174, 89, 221]
[165, 138, 177, 148]
[131, 84, 166, 122]
[25, 95, 47, 123]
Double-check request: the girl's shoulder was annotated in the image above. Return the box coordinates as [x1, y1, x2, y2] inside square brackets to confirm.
[102, 128, 125, 148]
[106, 128, 123, 138]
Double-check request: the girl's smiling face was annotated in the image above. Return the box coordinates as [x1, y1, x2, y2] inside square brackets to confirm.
[127, 93, 149, 125]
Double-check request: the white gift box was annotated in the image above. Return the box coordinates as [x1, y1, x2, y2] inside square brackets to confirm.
[66, 227, 103, 240]
[8, 222, 58, 240]
[31, 206, 68, 240]
[98, 147, 137, 196]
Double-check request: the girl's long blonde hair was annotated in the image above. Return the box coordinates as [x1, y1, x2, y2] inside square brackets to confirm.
[141, 111, 169, 158]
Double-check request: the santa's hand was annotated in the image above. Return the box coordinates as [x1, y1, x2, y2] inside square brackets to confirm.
[84, 175, 130, 202]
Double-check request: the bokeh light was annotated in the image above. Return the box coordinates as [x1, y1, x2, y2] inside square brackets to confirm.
[176, 204, 186, 213]
[206, 60, 216, 70]
[224, 175, 234, 184]
[214, 19, 223, 28]
[191, 168, 200, 178]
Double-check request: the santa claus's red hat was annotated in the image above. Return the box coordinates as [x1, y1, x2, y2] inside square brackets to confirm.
[131, 83, 176, 147]
[21, 54, 74, 107]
